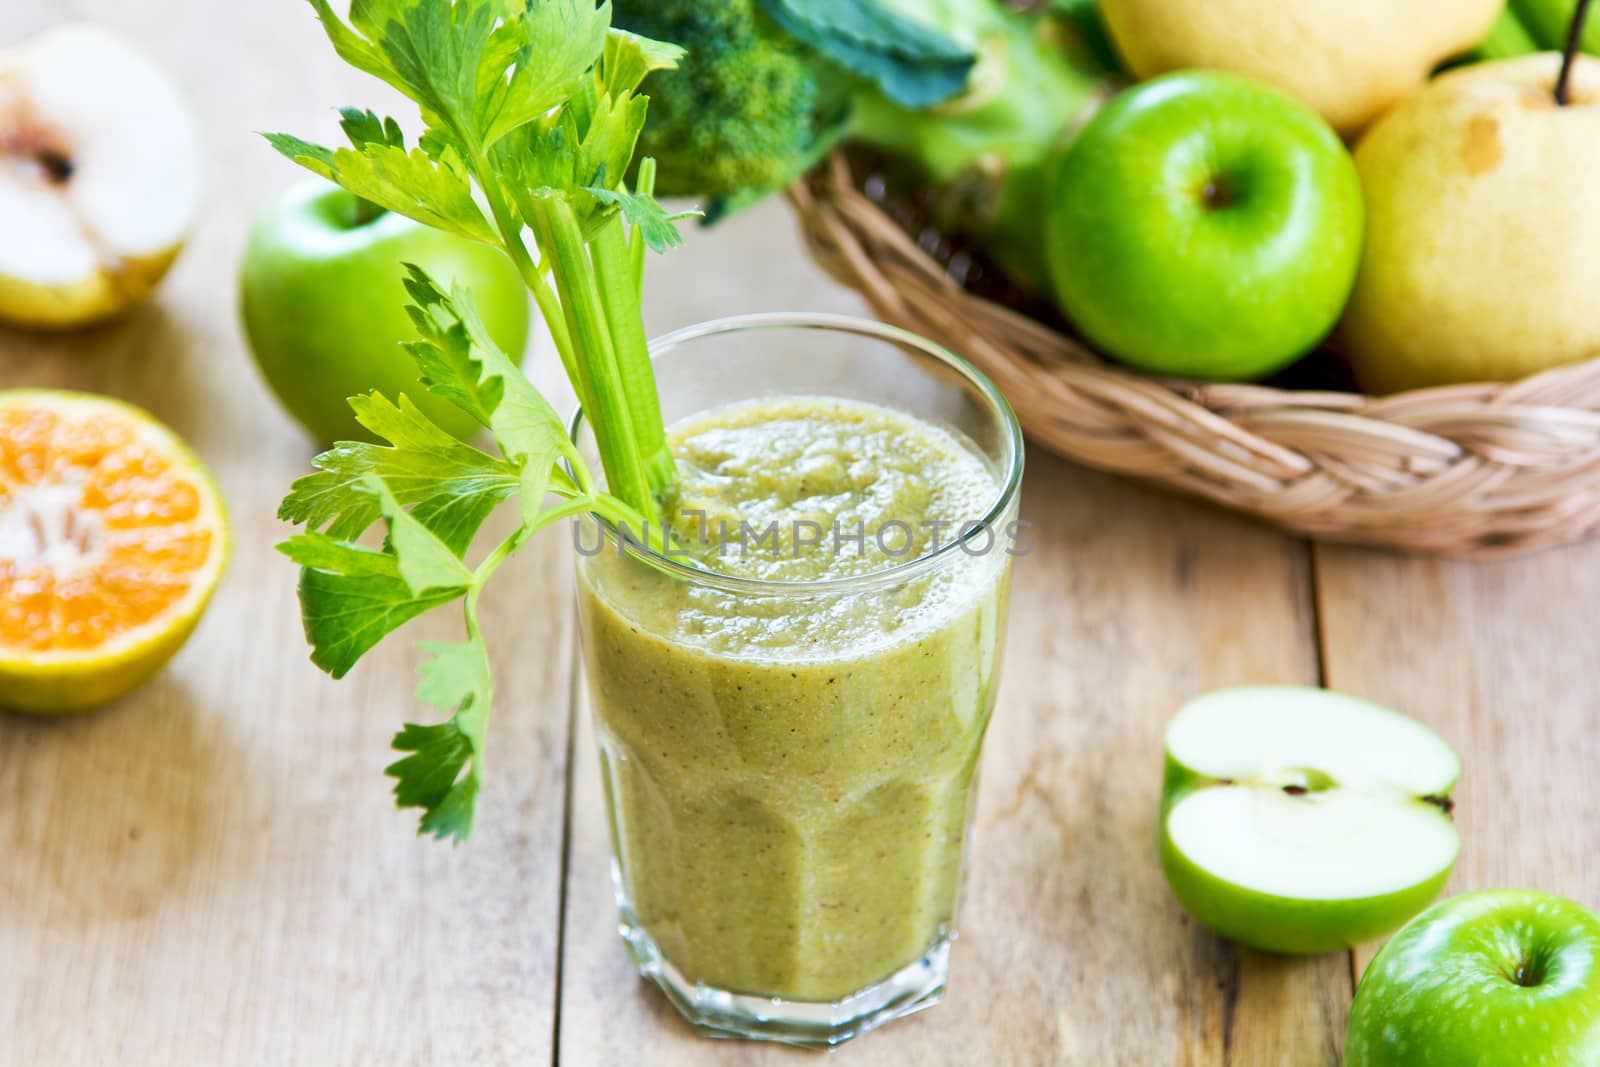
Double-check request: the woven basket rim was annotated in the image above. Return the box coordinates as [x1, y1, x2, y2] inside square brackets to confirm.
[787, 153, 1600, 560]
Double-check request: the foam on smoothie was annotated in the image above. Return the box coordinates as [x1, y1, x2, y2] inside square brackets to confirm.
[587, 396, 1007, 660]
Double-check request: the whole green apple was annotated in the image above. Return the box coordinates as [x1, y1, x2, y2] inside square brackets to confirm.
[241, 179, 530, 443]
[1047, 71, 1363, 380]
[1160, 687, 1460, 955]
[1347, 889, 1600, 1066]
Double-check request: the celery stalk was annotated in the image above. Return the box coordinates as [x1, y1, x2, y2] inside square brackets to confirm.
[534, 198, 656, 519]
[591, 215, 674, 498]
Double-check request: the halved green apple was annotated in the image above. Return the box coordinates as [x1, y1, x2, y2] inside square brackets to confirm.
[1160, 686, 1460, 955]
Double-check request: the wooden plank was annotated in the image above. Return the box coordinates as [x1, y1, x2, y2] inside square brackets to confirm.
[1314, 542, 1600, 979]
[0, 3, 570, 1062]
[0, 4, 1441, 1062]
[560, 207, 1348, 1062]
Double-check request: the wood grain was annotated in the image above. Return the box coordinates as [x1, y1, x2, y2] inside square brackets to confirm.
[5, 2, 1597, 1065]
[557, 447, 1348, 1066]
[0, 3, 571, 1063]
[1314, 543, 1600, 980]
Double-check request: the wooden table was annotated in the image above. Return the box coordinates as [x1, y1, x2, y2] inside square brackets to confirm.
[3, 3, 1597, 1063]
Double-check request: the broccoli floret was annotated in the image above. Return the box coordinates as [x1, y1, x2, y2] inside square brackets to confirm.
[614, 2, 830, 202]
[614, 0, 1118, 287]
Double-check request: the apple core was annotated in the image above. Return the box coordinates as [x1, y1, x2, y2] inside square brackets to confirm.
[1160, 686, 1461, 953]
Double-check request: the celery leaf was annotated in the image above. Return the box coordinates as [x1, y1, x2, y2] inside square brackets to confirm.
[367, 476, 476, 594]
[400, 267, 576, 511]
[386, 636, 493, 842]
[584, 186, 694, 253]
[264, 134, 496, 242]
[280, 536, 467, 678]
[477, 2, 612, 146]
[278, 393, 519, 556]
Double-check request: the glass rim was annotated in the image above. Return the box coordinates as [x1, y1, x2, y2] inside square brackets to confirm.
[566, 311, 1025, 596]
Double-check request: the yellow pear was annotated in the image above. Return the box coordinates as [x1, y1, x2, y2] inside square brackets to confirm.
[0, 24, 202, 330]
[1341, 54, 1600, 393]
[1099, 0, 1504, 136]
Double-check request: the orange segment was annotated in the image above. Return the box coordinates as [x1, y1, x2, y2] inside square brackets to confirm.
[0, 390, 229, 714]
[83, 452, 203, 527]
[0, 404, 62, 485]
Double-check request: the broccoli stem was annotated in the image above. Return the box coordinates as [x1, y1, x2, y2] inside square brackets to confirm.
[846, 6, 1114, 288]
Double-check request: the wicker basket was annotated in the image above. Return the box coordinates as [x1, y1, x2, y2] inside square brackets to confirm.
[788, 154, 1600, 559]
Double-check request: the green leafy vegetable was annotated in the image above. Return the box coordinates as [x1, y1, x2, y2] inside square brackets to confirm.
[263, 131, 498, 242]
[269, 0, 687, 840]
[281, 537, 467, 678]
[279, 393, 520, 554]
[388, 635, 492, 841]
[757, 0, 976, 108]
[614, 0, 1120, 284]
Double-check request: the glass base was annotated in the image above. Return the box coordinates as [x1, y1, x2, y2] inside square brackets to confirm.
[615, 898, 951, 1048]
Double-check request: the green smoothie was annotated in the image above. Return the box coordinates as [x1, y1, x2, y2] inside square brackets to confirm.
[576, 397, 1013, 1002]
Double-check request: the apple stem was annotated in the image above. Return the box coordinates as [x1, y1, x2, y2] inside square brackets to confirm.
[1422, 793, 1456, 816]
[1555, 0, 1594, 106]
[8, 126, 74, 184]
[1199, 176, 1236, 211]
[36, 148, 72, 184]
[346, 196, 387, 228]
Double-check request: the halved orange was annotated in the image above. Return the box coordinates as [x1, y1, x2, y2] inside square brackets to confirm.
[0, 390, 228, 714]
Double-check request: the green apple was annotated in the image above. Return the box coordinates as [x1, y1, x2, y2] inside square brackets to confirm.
[1347, 889, 1600, 1066]
[240, 179, 530, 444]
[1047, 71, 1363, 381]
[1160, 686, 1460, 955]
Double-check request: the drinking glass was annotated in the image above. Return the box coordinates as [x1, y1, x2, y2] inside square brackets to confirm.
[570, 313, 1024, 1047]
